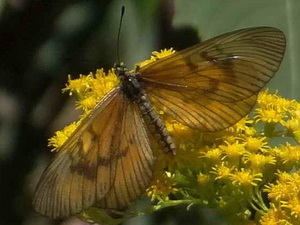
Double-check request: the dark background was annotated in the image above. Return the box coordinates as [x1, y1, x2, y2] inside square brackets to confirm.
[0, 0, 295, 225]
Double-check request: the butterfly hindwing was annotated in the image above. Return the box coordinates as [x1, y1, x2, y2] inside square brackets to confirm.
[96, 99, 154, 209]
[148, 87, 257, 131]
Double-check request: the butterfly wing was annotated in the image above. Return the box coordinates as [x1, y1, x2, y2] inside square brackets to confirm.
[138, 27, 285, 130]
[33, 87, 154, 218]
[96, 100, 154, 209]
[140, 27, 285, 103]
[148, 87, 257, 131]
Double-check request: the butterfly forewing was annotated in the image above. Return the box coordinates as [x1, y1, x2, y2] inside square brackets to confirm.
[140, 27, 286, 103]
[138, 27, 285, 130]
[33, 88, 154, 218]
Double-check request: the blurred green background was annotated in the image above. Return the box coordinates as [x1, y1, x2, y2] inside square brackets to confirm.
[0, 0, 297, 225]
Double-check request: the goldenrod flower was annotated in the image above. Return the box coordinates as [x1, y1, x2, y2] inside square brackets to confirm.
[152, 48, 176, 59]
[243, 153, 275, 172]
[258, 89, 294, 112]
[264, 182, 294, 202]
[90, 69, 119, 99]
[220, 141, 246, 164]
[283, 118, 300, 142]
[277, 171, 294, 182]
[136, 48, 176, 68]
[79, 96, 98, 112]
[283, 118, 300, 133]
[227, 116, 254, 133]
[230, 168, 262, 187]
[146, 172, 177, 202]
[63, 74, 94, 97]
[290, 103, 300, 118]
[278, 143, 300, 166]
[259, 203, 288, 225]
[220, 134, 239, 145]
[244, 127, 257, 136]
[255, 107, 286, 124]
[63, 69, 118, 112]
[242, 136, 269, 153]
[257, 89, 275, 106]
[200, 147, 223, 165]
[211, 164, 235, 181]
[48, 122, 79, 150]
[282, 198, 300, 218]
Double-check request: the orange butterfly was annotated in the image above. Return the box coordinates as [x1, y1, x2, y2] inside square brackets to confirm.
[33, 27, 286, 219]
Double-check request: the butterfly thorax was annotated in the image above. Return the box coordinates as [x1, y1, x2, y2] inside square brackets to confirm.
[115, 64, 143, 101]
[120, 74, 144, 101]
[116, 65, 176, 155]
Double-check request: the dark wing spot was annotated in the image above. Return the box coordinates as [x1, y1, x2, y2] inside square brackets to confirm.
[69, 161, 98, 180]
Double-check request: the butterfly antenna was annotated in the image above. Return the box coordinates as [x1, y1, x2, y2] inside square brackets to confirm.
[117, 6, 125, 66]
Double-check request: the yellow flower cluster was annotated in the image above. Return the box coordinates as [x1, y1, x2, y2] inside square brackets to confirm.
[49, 49, 300, 225]
[262, 171, 300, 224]
[160, 90, 300, 225]
[136, 48, 175, 68]
[63, 69, 119, 112]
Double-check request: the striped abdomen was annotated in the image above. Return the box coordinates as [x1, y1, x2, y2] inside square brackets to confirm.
[137, 92, 176, 155]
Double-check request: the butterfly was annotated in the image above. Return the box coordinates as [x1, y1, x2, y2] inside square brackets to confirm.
[33, 27, 286, 219]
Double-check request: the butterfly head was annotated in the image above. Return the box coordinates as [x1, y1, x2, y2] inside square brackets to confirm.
[114, 63, 128, 78]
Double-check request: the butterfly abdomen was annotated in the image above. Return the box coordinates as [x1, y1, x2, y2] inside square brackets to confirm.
[138, 93, 176, 155]
[119, 71, 176, 155]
